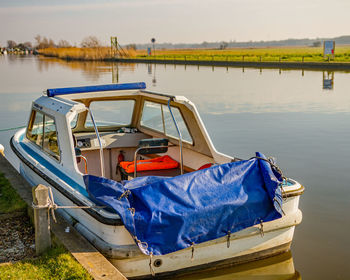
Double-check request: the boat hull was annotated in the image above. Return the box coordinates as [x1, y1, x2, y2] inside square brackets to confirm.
[12, 135, 303, 279]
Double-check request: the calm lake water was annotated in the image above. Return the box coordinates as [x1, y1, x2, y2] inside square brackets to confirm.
[1, 55, 350, 279]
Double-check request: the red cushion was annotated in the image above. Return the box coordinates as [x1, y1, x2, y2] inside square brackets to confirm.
[120, 155, 179, 173]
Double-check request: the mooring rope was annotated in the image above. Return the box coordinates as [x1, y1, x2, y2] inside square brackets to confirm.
[248, 156, 288, 200]
[31, 186, 106, 223]
[0, 125, 26, 132]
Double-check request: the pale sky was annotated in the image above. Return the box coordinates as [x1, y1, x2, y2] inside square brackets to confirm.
[1, 0, 350, 47]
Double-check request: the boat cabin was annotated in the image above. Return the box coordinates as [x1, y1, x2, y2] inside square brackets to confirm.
[24, 83, 234, 182]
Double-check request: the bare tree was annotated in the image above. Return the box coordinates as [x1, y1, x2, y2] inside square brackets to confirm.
[34, 35, 55, 49]
[7, 40, 17, 48]
[48, 39, 56, 48]
[23, 42, 33, 49]
[34, 35, 41, 47]
[81, 36, 101, 48]
[58, 40, 71, 48]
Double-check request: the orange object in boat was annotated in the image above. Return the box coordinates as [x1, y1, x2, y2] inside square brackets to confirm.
[197, 163, 213, 170]
[120, 155, 179, 173]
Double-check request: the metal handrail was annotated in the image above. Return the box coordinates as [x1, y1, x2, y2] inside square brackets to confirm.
[87, 108, 105, 177]
[133, 144, 175, 178]
[167, 98, 183, 175]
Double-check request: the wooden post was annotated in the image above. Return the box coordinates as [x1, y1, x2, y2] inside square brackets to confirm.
[302, 56, 304, 63]
[242, 55, 245, 62]
[32, 184, 51, 255]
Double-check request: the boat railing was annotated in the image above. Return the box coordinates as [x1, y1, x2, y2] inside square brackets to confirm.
[133, 144, 177, 178]
[87, 108, 105, 177]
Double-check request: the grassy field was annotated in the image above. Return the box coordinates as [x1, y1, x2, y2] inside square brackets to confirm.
[136, 46, 350, 62]
[0, 246, 92, 280]
[39, 46, 350, 63]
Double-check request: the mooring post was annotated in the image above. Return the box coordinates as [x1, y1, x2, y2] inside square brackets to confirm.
[32, 184, 51, 255]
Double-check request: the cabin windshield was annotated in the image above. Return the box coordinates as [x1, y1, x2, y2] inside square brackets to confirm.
[85, 100, 135, 128]
[141, 101, 193, 144]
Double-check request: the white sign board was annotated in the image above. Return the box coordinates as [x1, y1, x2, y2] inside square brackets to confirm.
[324, 41, 335, 58]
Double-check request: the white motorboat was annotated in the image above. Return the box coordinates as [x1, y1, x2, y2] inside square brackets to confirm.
[11, 83, 304, 278]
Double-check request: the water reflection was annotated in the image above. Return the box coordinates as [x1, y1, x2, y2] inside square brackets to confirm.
[2, 57, 349, 115]
[147, 64, 157, 86]
[36, 56, 137, 82]
[175, 251, 300, 280]
[323, 71, 334, 90]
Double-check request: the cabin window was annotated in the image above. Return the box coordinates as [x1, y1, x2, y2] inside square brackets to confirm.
[27, 110, 44, 146]
[86, 100, 135, 127]
[70, 113, 78, 129]
[26, 110, 60, 161]
[141, 101, 193, 144]
[43, 115, 60, 160]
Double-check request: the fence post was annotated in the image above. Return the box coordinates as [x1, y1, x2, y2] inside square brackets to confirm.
[32, 184, 51, 255]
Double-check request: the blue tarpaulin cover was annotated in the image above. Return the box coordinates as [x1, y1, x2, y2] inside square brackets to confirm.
[84, 152, 283, 255]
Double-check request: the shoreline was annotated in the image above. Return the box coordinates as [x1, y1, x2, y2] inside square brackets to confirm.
[39, 53, 350, 70]
[115, 57, 350, 70]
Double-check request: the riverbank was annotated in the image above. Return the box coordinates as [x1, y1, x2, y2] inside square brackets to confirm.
[0, 173, 92, 279]
[38, 46, 350, 70]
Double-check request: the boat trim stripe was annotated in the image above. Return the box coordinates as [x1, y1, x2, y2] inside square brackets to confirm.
[10, 136, 123, 226]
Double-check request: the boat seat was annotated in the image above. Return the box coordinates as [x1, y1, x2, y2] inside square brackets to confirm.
[119, 138, 180, 179]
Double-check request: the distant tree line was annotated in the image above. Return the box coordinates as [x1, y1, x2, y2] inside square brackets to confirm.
[5, 40, 33, 50]
[2, 35, 105, 50]
[134, 35, 350, 50]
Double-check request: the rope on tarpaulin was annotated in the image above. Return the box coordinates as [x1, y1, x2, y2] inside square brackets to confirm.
[249, 155, 287, 213]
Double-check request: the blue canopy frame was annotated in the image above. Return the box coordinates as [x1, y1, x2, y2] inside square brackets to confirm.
[47, 82, 146, 97]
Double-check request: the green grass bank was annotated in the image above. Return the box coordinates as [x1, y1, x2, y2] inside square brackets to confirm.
[0, 173, 92, 280]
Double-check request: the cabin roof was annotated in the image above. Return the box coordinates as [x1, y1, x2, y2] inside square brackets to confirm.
[45, 83, 191, 106]
[33, 95, 86, 116]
